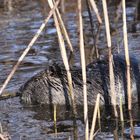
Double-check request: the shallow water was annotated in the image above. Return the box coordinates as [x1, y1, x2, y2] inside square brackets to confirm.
[0, 0, 140, 139]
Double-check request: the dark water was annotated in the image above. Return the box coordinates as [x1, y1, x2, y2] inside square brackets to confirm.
[0, 0, 140, 139]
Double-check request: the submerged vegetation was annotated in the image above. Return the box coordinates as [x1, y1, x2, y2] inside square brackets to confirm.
[0, 0, 140, 139]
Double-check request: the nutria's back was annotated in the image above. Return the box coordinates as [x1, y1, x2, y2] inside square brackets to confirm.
[18, 55, 140, 106]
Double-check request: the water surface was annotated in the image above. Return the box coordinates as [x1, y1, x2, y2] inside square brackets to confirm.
[0, 0, 140, 139]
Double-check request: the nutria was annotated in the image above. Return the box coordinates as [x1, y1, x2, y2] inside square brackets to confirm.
[18, 55, 140, 106]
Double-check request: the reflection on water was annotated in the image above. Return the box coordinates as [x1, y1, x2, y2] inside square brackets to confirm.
[0, 0, 140, 139]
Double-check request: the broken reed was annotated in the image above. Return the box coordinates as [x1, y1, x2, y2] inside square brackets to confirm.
[102, 0, 118, 117]
[78, 0, 89, 139]
[122, 0, 132, 110]
[0, 0, 61, 95]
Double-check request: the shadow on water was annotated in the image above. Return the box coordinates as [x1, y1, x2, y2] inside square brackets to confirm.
[0, 0, 140, 139]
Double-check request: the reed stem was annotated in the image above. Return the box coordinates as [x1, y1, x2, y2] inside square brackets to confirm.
[0, 134, 5, 140]
[48, 0, 77, 139]
[120, 94, 124, 139]
[89, 94, 100, 140]
[0, 123, 3, 133]
[97, 105, 101, 131]
[89, 0, 102, 24]
[52, 0, 73, 52]
[120, 95, 124, 123]
[122, 0, 132, 110]
[90, 23, 101, 60]
[60, 0, 65, 13]
[102, 0, 118, 117]
[78, 0, 89, 139]
[86, 0, 99, 59]
[53, 104, 57, 135]
[129, 111, 134, 140]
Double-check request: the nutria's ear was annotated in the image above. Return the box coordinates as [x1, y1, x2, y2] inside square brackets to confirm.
[49, 65, 55, 73]
[48, 63, 63, 76]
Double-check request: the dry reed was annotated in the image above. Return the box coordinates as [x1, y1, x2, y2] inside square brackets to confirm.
[120, 94, 125, 139]
[97, 104, 101, 131]
[52, 0, 73, 52]
[78, 0, 89, 139]
[122, 0, 132, 110]
[92, 129, 100, 138]
[102, 0, 118, 117]
[129, 111, 134, 140]
[48, 0, 77, 139]
[5, 0, 13, 11]
[53, 104, 57, 135]
[0, 134, 5, 140]
[60, 0, 65, 13]
[0, 0, 60, 95]
[47, 0, 76, 109]
[85, 0, 99, 59]
[89, 94, 100, 140]
[89, 0, 102, 24]
[87, 0, 102, 59]
[113, 119, 119, 140]
[0, 123, 3, 133]
[90, 23, 101, 59]
[119, 95, 124, 123]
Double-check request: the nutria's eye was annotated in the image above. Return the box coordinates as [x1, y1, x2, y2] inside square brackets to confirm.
[87, 81, 92, 84]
